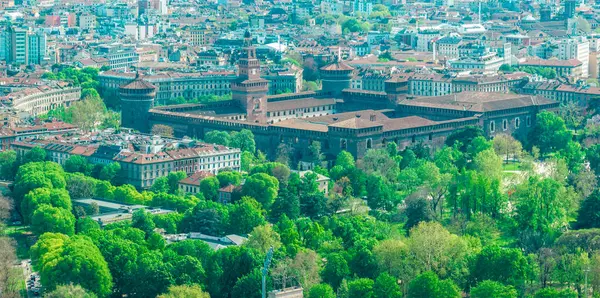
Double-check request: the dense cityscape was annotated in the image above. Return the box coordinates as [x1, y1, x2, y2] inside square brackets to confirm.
[2, 0, 600, 297]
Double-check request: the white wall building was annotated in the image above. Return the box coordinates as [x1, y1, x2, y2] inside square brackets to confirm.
[558, 36, 590, 78]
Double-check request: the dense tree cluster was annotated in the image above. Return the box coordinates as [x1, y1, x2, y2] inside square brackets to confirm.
[9, 109, 600, 297]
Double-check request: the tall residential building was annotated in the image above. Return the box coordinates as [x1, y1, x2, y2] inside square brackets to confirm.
[558, 36, 590, 78]
[3, 26, 28, 65]
[28, 31, 46, 65]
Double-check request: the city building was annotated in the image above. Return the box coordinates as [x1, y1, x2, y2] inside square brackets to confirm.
[1, 26, 28, 65]
[0, 85, 81, 116]
[520, 59, 583, 79]
[12, 133, 241, 189]
[27, 31, 46, 65]
[557, 36, 590, 78]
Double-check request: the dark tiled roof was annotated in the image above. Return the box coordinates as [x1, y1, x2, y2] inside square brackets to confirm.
[120, 74, 157, 90]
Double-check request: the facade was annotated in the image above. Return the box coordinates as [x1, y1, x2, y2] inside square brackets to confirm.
[3, 26, 28, 65]
[521, 81, 600, 107]
[436, 36, 462, 59]
[263, 66, 303, 95]
[520, 59, 583, 78]
[78, 14, 97, 31]
[397, 92, 559, 139]
[0, 85, 81, 116]
[557, 37, 590, 78]
[27, 31, 46, 65]
[97, 45, 140, 71]
[99, 71, 236, 105]
[448, 53, 505, 71]
[12, 134, 241, 189]
[0, 121, 77, 151]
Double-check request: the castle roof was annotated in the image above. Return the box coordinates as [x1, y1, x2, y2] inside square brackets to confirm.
[120, 73, 156, 91]
[320, 61, 354, 71]
[402, 92, 557, 112]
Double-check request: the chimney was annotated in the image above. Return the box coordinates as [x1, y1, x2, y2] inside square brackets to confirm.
[370, 114, 376, 121]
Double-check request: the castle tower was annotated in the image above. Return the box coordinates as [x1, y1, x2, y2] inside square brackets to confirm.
[231, 30, 269, 124]
[120, 73, 157, 133]
[320, 56, 354, 98]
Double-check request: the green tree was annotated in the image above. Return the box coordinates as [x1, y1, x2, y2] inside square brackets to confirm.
[513, 176, 572, 240]
[576, 189, 600, 229]
[336, 151, 355, 169]
[205, 130, 232, 146]
[308, 284, 335, 298]
[533, 288, 577, 298]
[231, 268, 265, 298]
[559, 141, 585, 172]
[373, 273, 402, 298]
[158, 285, 210, 298]
[229, 196, 266, 235]
[31, 204, 75, 235]
[492, 134, 522, 164]
[200, 176, 220, 201]
[21, 187, 72, 222]
[216, 171, 242, 187]
[469, 246, 528, 288]
[527, 111, 572, 155]
[22, 147, 47, 164]
[31, 234, 113, 297]
[0, 150, 16, 180]
[132, 209, 156, 237]
[206, 246, 262, 298]
[348, 278, 374, 298]
[45, 284, 98, 298]
[71, 96, 107, 131]
[470, 280, 517, 298]
[445, 126, 484, 152]
[98, 162, 121, 183]
[322, 253, 350, 289]
[407, 222, 468, 279]
[407, 271, 460, 298]
[245, 224, 282, 253]
[404, 196, 434, 232]
[270, 188, 300, 221]
[242, 173, 280, 209]
[230, 129, 256, 153]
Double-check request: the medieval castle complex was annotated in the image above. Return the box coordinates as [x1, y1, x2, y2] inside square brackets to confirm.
[119, 31, 559, 161]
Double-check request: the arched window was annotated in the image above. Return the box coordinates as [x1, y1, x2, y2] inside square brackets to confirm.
[490, 121, 495, 132]
[366, 139, 372, 149]
[515, 117, 520, 128]
[503, 119, 508, 131]
[340, 139, 347, 150]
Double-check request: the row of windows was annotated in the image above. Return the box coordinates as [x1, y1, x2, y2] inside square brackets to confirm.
[489, 116, 531, 132]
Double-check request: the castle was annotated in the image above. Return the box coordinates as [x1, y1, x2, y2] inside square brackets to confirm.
[120, 31, 559, 162]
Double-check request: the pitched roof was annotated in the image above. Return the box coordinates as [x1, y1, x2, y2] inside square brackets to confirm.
[320, 61, 354, 71]
[119, 73, 157, 90]
[402, 92, 557, 112]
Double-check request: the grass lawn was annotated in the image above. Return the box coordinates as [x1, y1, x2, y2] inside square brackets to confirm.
[502, 162, 522, 171]
[4, 226, 34, 260]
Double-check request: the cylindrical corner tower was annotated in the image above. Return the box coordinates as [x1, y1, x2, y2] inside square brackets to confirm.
[320, 61, 354, 98]
[120, 73, 157, 133]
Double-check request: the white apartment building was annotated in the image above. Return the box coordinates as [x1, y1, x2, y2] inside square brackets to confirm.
[558, 36, 590, 78]
[78, 14, 96, 31]
[416, 29, 441, 52]
[2, 85, 81, 116]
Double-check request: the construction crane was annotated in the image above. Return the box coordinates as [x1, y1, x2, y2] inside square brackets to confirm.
[262, 246, 274, 298]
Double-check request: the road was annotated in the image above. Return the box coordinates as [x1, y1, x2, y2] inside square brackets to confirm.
[20, 259, 41, 298]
